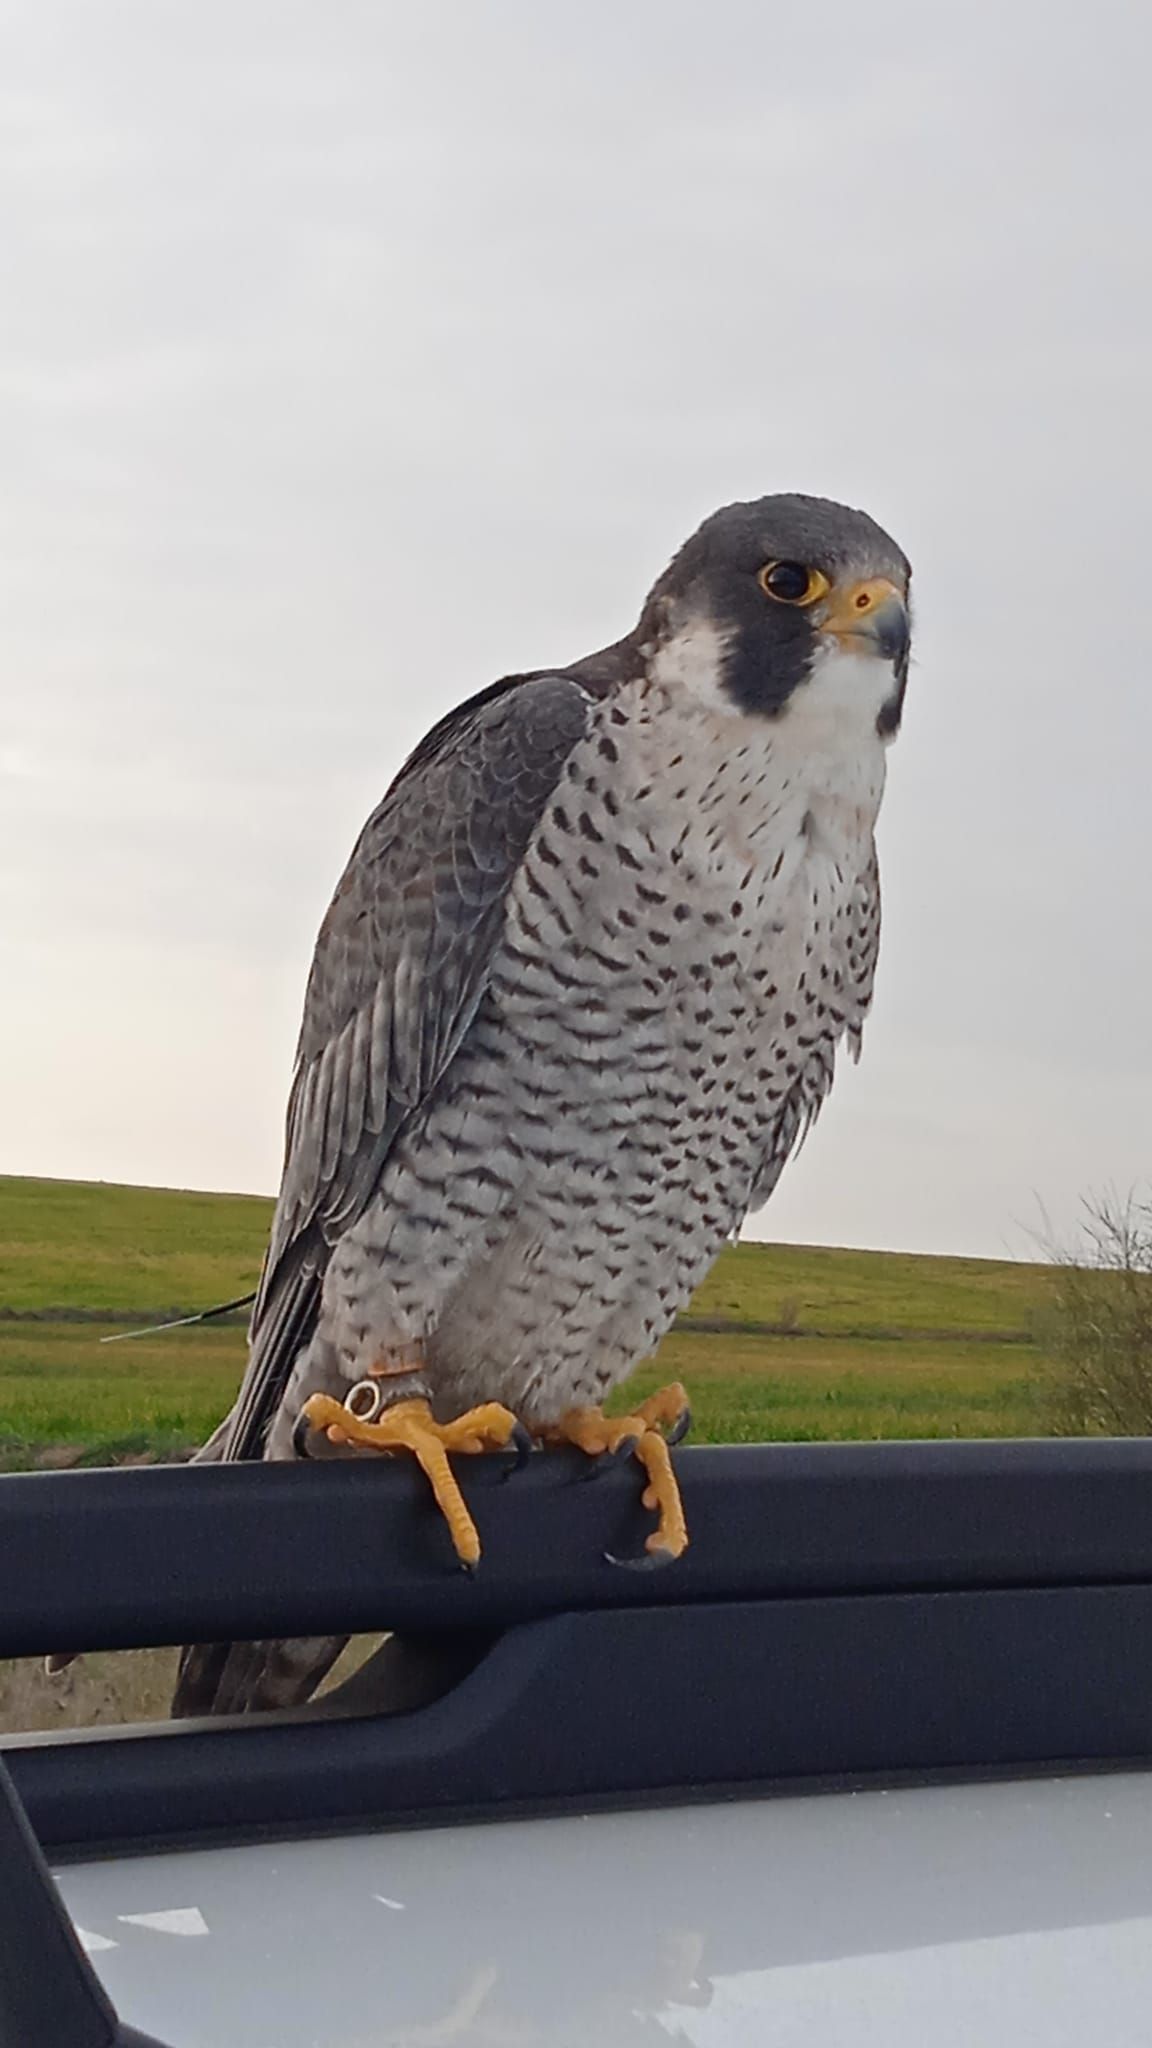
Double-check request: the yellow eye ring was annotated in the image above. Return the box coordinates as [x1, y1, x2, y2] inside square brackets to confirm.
[758, 561, 831, 607]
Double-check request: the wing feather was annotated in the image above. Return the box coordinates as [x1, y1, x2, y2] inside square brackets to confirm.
[221, 671, 595, 1458]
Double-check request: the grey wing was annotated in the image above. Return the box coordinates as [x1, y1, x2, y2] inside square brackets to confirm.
[745, 847, 882, 1216]
[220, 671, 595, 1460]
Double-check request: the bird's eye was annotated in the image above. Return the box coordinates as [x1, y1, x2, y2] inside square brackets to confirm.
[758, 561, 831, 607]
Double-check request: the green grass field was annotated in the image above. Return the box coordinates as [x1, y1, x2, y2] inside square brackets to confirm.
[0, 1172, 1055, 1467]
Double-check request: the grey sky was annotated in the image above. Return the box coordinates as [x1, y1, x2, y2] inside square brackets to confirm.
[1, 0, 1149, 1259]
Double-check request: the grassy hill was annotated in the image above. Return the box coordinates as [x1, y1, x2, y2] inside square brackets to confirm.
[0, 1173, 1055, 1466]
[0, 1174, 272, 1315]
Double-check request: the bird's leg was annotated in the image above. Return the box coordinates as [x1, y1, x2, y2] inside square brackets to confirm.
[545, 1381, 691, 1564]
[299, 1391, 528, 1569]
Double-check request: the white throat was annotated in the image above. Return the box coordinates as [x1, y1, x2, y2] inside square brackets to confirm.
[785, 642, 900, 749]
[773, 644, 892, 834]
[645, 631, 893, 841]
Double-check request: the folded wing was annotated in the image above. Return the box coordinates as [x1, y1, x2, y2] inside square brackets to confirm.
[220, 671, 597, 1461]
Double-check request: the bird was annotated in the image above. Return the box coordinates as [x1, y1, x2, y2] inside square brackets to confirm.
[173, 492, 911, 1716]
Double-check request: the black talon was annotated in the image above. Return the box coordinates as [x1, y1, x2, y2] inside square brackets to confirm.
[504, 1420, 534, 1476]
[292, 1412, 316, 1460]
[458, 1559, 479, 1578]
[604, 1545, 678, 1571]
[582, 1433, 640, 1480]
[665, 1405, 692, 1448]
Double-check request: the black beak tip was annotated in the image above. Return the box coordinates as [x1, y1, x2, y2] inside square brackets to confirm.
[874, 599, 910, 667]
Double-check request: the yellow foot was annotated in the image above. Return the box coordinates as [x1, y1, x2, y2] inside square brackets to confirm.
[299, 1394, 524, 1568]
[548, 1381, 691, 1562]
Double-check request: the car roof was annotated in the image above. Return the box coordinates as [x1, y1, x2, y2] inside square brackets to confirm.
[57, 1771, 1152, 2047]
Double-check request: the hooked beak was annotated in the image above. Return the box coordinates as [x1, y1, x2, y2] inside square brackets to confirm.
[819, 577, 909, 665]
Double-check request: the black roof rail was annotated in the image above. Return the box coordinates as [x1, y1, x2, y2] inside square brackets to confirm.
[3, 1440, 1152, 1861]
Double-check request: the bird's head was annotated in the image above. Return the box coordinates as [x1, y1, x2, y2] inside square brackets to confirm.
[638, 495, 912, 738]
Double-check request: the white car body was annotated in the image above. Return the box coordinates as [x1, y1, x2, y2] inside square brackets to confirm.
[58, 1771, 1152, 2047]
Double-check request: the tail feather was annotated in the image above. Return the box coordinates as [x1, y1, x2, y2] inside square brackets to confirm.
[171, 1245, 340, 1718]
[221, 1242, 322, 1462]
[171, 1633, 349, 1718]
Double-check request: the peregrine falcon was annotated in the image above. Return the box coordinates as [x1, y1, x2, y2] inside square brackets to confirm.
[174, 494, 911, 1716]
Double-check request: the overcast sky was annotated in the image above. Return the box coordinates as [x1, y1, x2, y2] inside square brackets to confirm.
[1, 0, 1149, 1260]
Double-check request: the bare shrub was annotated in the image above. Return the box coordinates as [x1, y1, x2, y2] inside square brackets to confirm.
[1039, 1190, 1152, 1435]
